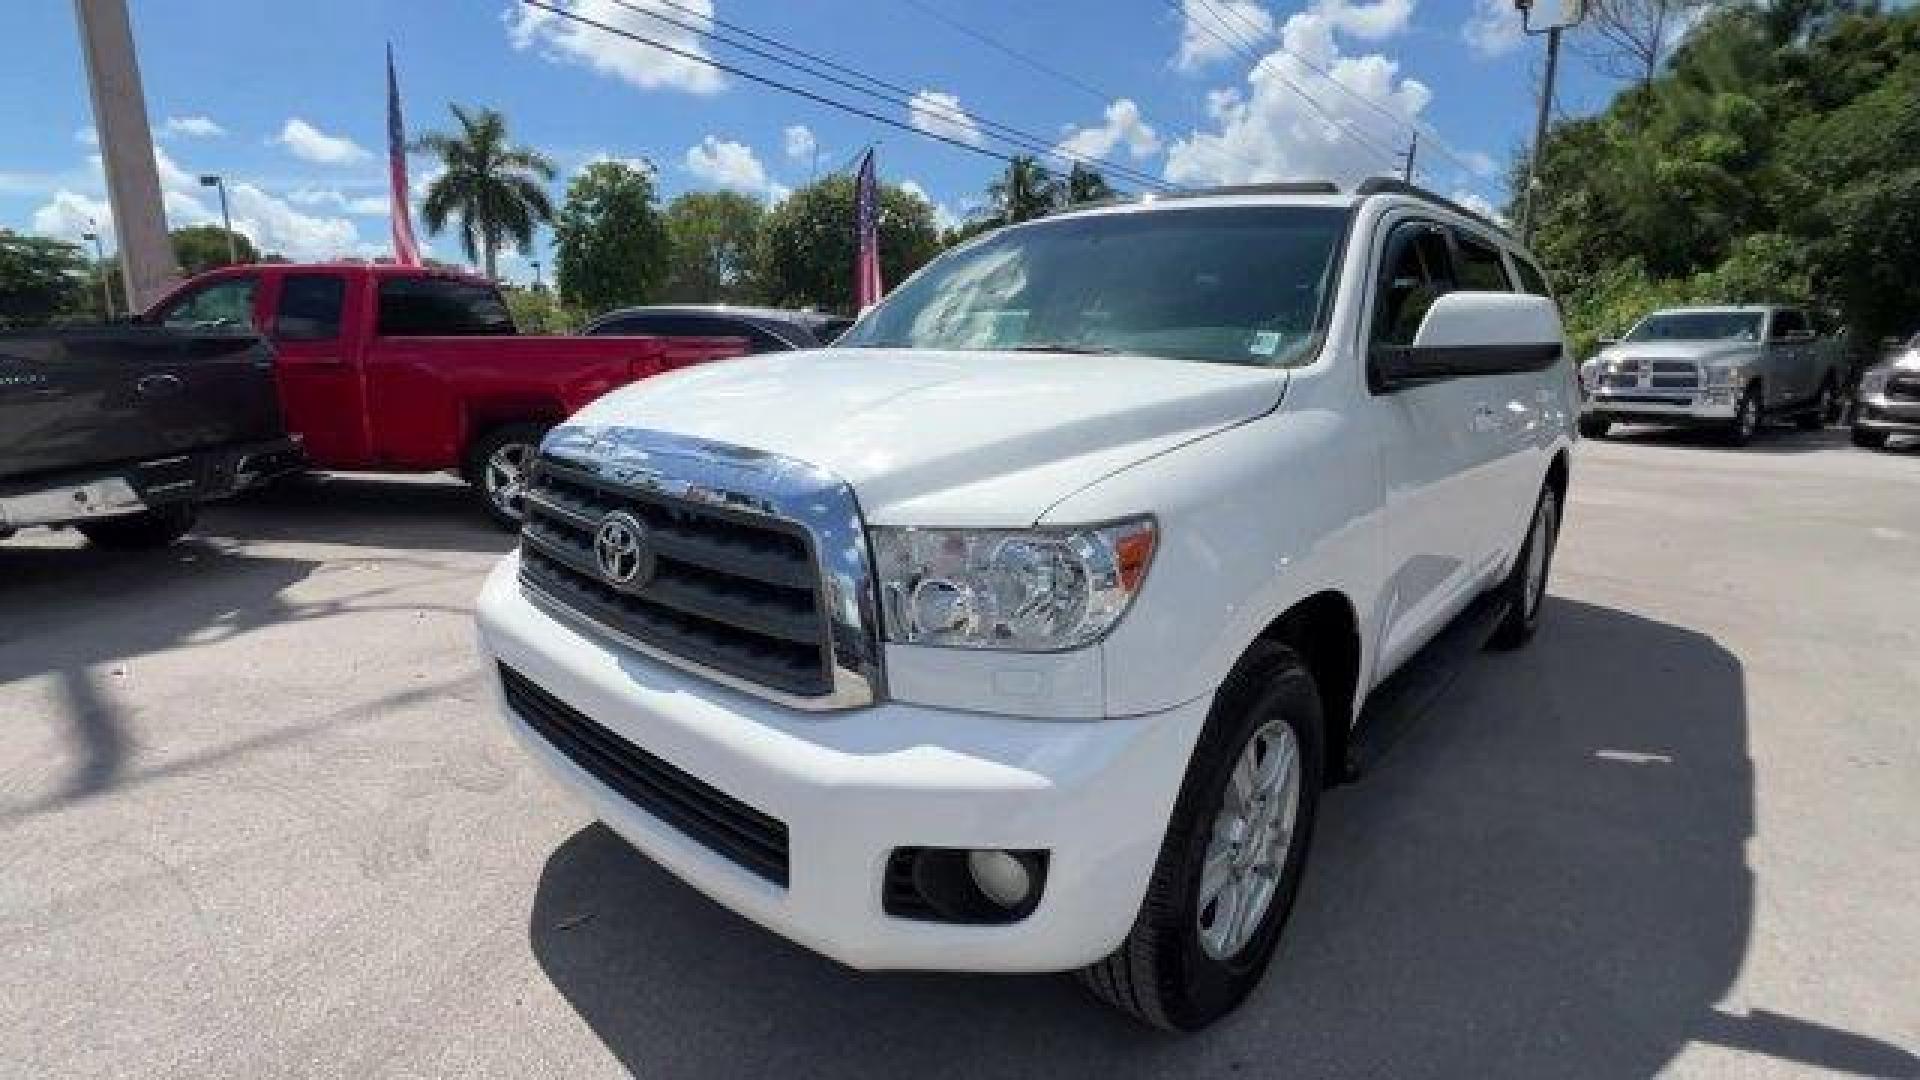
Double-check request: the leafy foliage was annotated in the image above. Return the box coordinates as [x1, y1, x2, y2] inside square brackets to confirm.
[171, 225, 258, 276]
[552, 159, 668, 316]
[661, 190, 765, 303]
[413, 105, 556, 279]
[1529, 2, 1920, 358]
[0, 234, 93, 327]
[755, 174, 940, 311]
[983, 155, 1063, 226]
[501, 284, 582, 333]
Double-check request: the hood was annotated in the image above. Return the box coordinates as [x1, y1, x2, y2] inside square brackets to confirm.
[567, 348, 1287, 526]
[1599, 341, 1762, 364]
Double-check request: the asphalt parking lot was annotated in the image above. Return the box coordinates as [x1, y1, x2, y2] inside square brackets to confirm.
[3, 428, 1917, 1079]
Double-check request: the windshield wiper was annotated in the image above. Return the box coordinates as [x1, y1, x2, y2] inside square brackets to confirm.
[1005, 343, 1123, 355]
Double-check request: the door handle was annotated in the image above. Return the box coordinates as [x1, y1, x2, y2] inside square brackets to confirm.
[136, 373, 185, 398]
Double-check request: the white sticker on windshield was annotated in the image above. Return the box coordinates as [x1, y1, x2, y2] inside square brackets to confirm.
[1250, 331, 1282, 357]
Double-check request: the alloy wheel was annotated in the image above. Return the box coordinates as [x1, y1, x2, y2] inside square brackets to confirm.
[1197, 720, 1302, 962]
[484, 442, 533, 520]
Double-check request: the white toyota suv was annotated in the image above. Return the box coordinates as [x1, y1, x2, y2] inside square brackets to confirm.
[476, 180, 1577, 1030]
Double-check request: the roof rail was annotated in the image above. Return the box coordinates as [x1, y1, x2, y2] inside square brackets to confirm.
[1352, 177, 1508, 234]
[1160, 181, 1342, 199]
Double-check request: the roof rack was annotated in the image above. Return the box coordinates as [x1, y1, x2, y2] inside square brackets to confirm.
[1068, 178, 1510, 236]
[1158, 181, 1342, 199]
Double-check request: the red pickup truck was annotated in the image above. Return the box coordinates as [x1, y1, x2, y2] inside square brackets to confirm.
[143, 263, 749, 525]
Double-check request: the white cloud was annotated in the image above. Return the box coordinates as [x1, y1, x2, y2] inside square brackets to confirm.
[1164, 0, 1430, 188]
[506, 0, 723, 95]
[75, 126, 98, 146]
[274, 118, 370, 164]
[288, 188, 391, 215]
[899, 179, 960, 232]
[1464, 0, 1525, 57]
[1460, 149, 1499, 177]
[684, 136, 777, 198]
[1175, 0, 1275, 72]
[906, 90, 983, 148]
[1057, 98, 1163, 165]
[31, 190, 113, 238]
[161, 114, 225, 138]
[782, 124, 817, 163]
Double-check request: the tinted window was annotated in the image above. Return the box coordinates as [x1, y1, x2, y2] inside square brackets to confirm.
[585, 315, 658, 336]
[1372, 221, 1456, 348]
[377, 277, 514, 336]
[1454, 232, 1512, 291]
[1512, 256, 1552, 297]
[842, 206, 1351, 367]
[1771, 309, 1807, 339]
[591, 313, 778, 352]
[1626, 311, 1763, 342]
[275, 274, 345, 341]
[158, 277, 257, 330]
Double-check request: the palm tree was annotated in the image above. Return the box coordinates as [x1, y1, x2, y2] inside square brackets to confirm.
[1064, 163, 1116, 206]
[412, 105, 556, 279]
[985, 155, 1062, 225]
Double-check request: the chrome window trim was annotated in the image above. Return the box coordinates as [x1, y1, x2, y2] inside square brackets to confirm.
[533, 424, 885, 710]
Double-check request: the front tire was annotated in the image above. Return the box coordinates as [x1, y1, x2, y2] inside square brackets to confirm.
[1577, 414, 1611, 440]
[465, 422, 549, 530]
[1078, 641, 1324, 1030]
[1851, 426, 1889, 450]
[76, 504, 197, 549]
[1488, 483, 1560, 651]
[1724, 383, 1762, 446]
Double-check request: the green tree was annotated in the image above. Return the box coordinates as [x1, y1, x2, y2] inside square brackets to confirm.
[552, 159, 668, 314]
[983, 155, 1061, 225]
[0, 233, 92, 327]
[755, 174, 940, 311]
[413, 104, 556, 279]
[171, 225, 257, 276]
[1063, 163, 1115, 206]
[662, 189, 765, 303]
[502, 283, 581, 333]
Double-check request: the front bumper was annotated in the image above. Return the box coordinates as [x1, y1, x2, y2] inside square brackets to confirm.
[1583, 389, 1739, 422]
[0, 436, 301, 531]
[1853, 393, 1920, 434]
[475, 553, 1210, 972]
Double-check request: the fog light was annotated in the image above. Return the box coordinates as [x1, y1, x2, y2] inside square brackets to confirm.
[967, 849, 1033, 908]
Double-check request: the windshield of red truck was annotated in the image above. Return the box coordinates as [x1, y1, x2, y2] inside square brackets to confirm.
[839, 206, 1350, 368]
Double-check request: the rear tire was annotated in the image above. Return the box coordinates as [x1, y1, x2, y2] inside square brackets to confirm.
[1724, 383, 1762, 446]
[1077, 641, 1324, 1030]
[1488, 483, 1560, 651]
[1577, 414, 1611, 439]
[1851, 426, 1889, 450]
[465, 422, 549, 530]
[76, 504, 197, 549]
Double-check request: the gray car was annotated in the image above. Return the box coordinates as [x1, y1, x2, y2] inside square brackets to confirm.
[1578, 305, 1847, 445]
[1851, 332, 1920, 450]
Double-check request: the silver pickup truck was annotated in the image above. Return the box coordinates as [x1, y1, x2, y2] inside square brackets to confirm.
[1578, 305, 1846, 445]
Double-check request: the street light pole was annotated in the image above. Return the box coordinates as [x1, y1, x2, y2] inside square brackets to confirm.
[199, 173, 237, 265]
[81, 224, 113, 319]
[1513, 0, 1583, 242]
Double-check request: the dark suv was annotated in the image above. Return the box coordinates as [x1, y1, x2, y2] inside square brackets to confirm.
[582, 305, 852, 352]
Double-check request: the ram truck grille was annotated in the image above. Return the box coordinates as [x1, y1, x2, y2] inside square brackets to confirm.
[1888, 373, 1920, 402]
[517, 455, 834, 700]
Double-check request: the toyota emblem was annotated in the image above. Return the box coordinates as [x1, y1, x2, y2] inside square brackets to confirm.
[593, 511, 655, 589]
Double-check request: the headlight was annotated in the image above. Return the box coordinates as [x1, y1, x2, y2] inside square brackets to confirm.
[871, 518, 1157, 650]
[1858, 366, 1891, 395]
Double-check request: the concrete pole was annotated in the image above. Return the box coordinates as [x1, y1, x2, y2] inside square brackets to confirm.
[73, 0, 180, 313]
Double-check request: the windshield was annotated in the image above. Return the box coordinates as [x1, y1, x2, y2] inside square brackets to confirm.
[840, 206, 1350, 367]
[1625, 310, 1763, 342]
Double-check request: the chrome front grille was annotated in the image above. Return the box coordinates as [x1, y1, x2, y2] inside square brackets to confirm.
[1650, 361, 1699, 389]
[1605, 358, 1699, 391]
[518, 426, 883, 709]
[1888, 373, 1920, 402]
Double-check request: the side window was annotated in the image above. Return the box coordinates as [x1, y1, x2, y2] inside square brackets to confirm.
[157, 277, 258, 330]
[1771, 309, 1806, 339]
[586, 316, 658, 336]
[1453, 231, 1512, 292]
[1371, 221, 1455, 349]
[274, 274, 345, 341]
[377, 277, 515, 336]
[1511, 255, 1553, 298]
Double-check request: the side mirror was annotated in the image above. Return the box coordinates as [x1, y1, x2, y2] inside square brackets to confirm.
[1372, 292, 1565, 391]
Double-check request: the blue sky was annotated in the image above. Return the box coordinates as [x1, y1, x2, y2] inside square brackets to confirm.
[2, 0, 1620, 284]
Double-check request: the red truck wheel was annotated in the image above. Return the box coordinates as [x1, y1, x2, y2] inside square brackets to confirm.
[466, 423, 549, 530]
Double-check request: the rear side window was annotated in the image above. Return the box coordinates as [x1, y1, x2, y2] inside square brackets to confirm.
[1771, 309, 1807, 338]
[1453, 232, 1512, 291]
[377, 277, 514, 336]
[275, 274, 345, 341]
[1511, 255, 1552, 297]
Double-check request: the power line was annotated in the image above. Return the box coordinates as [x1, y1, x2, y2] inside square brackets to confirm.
[1194, 0, 1501, 193]
[601, 0, 1177, 193]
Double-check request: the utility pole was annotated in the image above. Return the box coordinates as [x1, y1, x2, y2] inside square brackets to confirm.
[1514, 0, 1583, 242]
[199, 174, 237, 264]
[72, 0, 179, 311]
[1400, 132, 1419, 183]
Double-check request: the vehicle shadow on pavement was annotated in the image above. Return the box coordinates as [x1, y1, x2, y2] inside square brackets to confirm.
[526, 598, 1919, 1079]
[210, 472, 517, 554]
[1600, 425, 1859, 455]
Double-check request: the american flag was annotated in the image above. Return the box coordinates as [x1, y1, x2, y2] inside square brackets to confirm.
[853, 148, 883, 309]
[386, 44, 422, 267]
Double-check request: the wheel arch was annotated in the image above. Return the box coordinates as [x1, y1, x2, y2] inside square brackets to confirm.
[1253, 589, 1362, 783]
